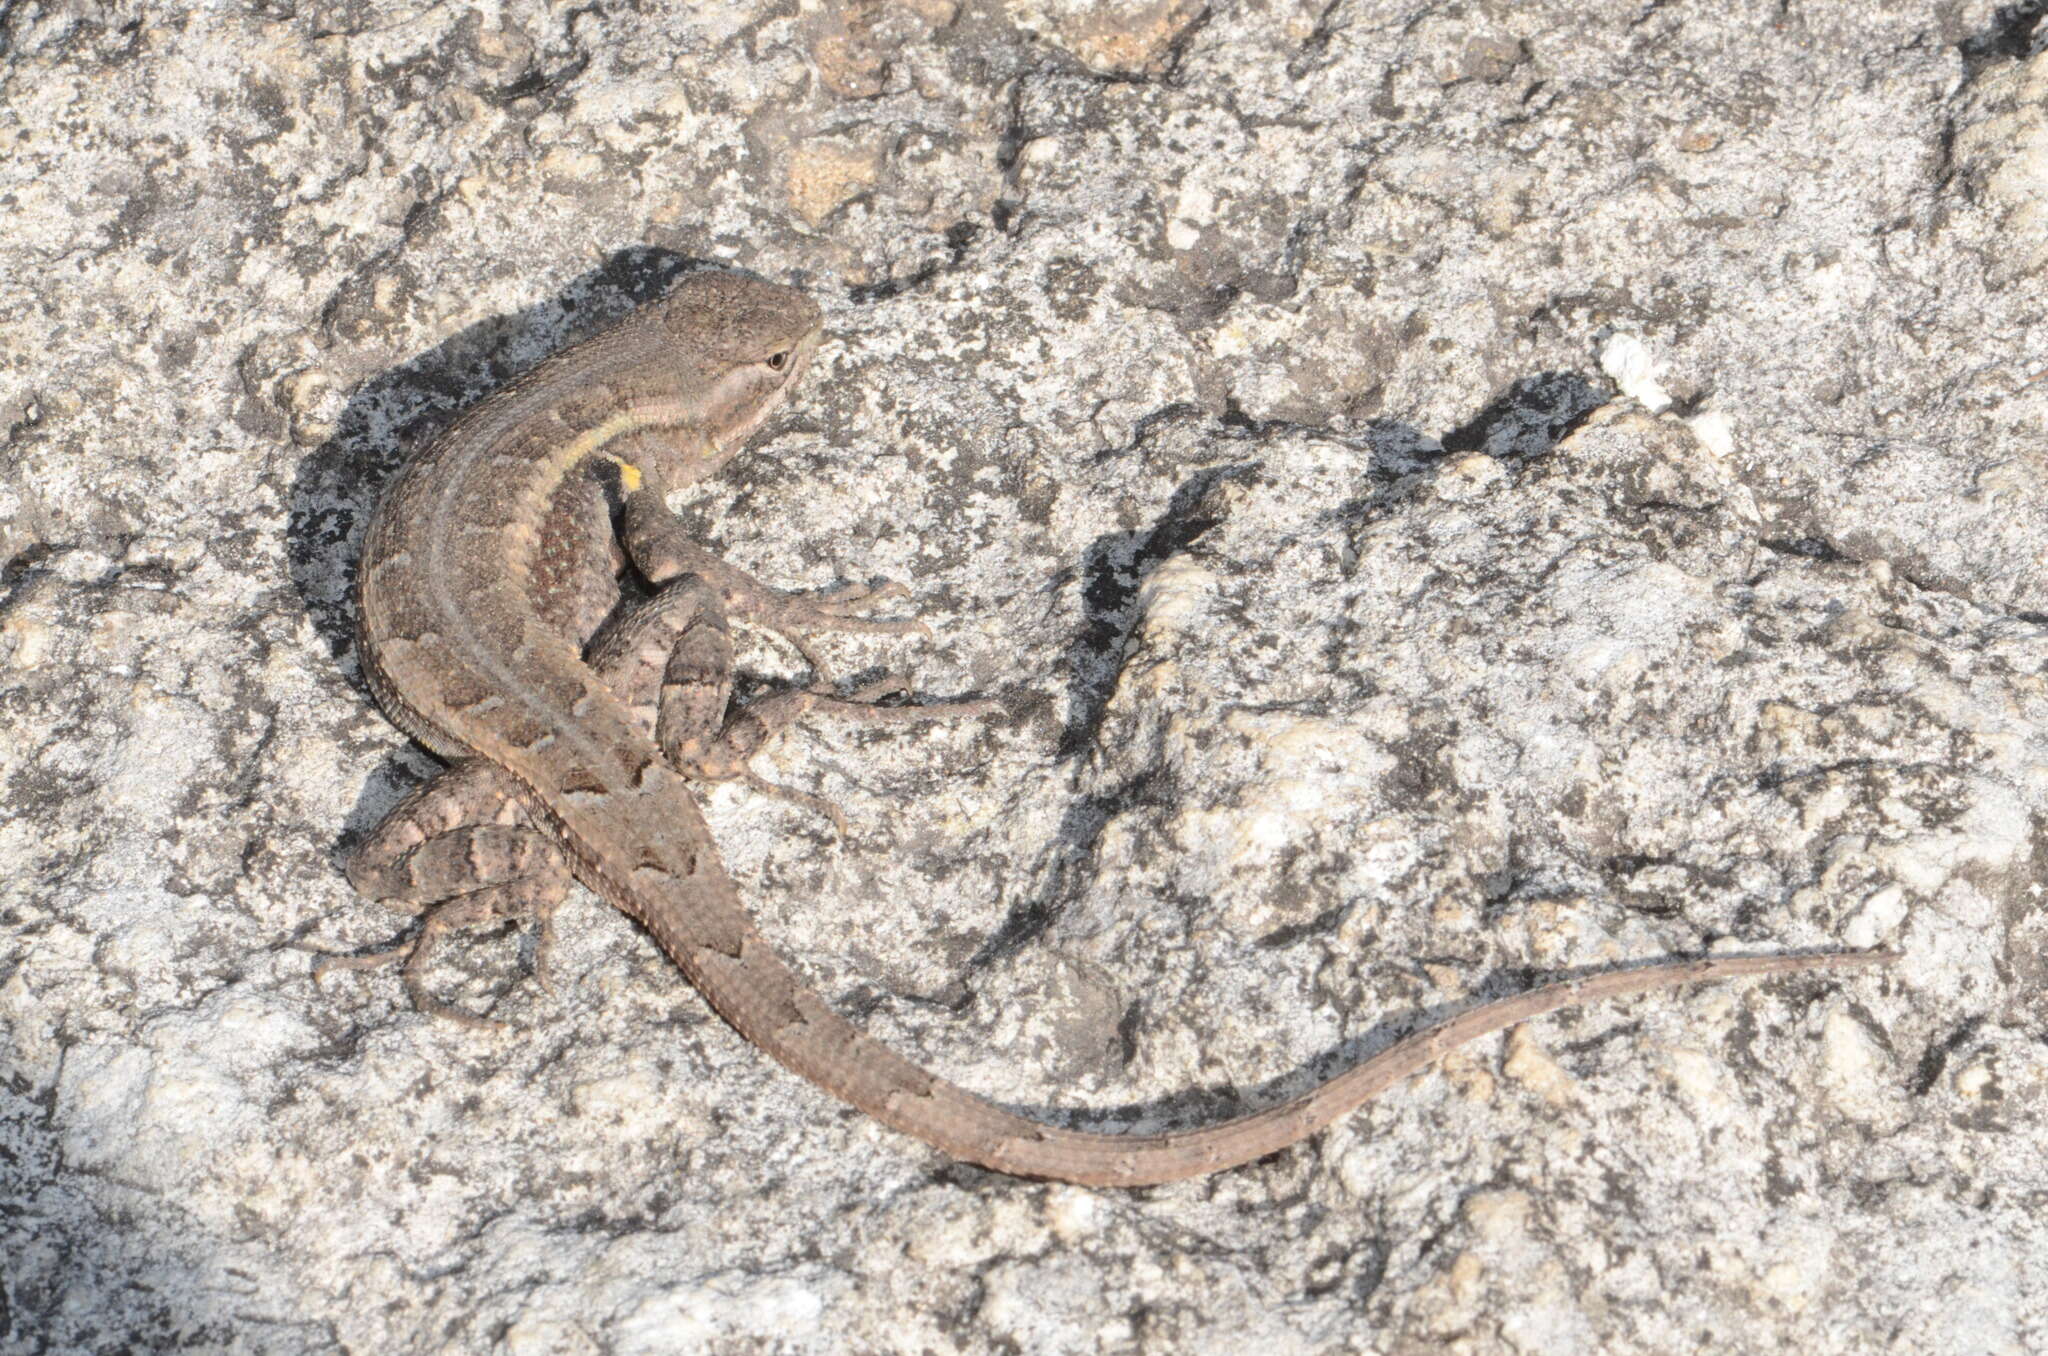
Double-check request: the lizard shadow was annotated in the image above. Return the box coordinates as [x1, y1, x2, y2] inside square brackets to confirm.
[284, 245, 738, 847]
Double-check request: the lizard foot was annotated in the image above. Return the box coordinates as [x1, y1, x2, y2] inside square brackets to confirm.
[674, 679, 1001, 834]
[619, 494, 935, 677]
[735, 583, 930, 681]
[316, 893, 518, 1031]
[735, 769, 851, 837]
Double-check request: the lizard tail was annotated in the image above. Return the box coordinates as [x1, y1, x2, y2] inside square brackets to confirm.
[648, 895, 1894, 1186]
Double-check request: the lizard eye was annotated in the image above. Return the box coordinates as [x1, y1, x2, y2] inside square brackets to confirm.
[764, 350, 790, 371]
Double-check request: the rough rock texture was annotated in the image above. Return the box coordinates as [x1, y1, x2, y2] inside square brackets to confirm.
[5, 1, 2048, 1351]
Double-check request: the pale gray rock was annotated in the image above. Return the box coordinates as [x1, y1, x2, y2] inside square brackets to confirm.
[4, 1, 2048, 1352]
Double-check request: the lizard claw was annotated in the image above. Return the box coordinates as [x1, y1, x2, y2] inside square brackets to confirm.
[532, 902, 563, 997]
[405, 987, 508, 1032]
[806, 579, 909, 612]
[313, 939, 418, 984]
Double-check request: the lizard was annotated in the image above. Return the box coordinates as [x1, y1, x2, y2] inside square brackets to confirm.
[329, 267, 1896, 1187]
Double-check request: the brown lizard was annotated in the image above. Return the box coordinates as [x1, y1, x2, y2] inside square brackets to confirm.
[327, 268, 1894, 1187]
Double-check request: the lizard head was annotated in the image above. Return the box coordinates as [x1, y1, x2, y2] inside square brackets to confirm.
[634, 270, 825, 486]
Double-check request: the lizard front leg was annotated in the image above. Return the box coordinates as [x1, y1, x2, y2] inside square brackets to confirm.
[595, 572, 998, 834]
[619, 485, 928, 677]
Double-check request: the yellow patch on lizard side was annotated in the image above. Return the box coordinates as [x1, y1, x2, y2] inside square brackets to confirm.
[603, 454, 644, 492]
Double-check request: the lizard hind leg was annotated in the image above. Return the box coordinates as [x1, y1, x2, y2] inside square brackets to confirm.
[586, 573, 854, 825]
[323, 577, 727, 1029]
[319, 759, 575, 1028]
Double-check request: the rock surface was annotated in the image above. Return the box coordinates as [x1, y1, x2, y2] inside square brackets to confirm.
[5, 1, 2048, 1351]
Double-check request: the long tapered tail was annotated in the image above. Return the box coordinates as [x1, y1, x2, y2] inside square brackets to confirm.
[656, 914, 1896, 1186]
